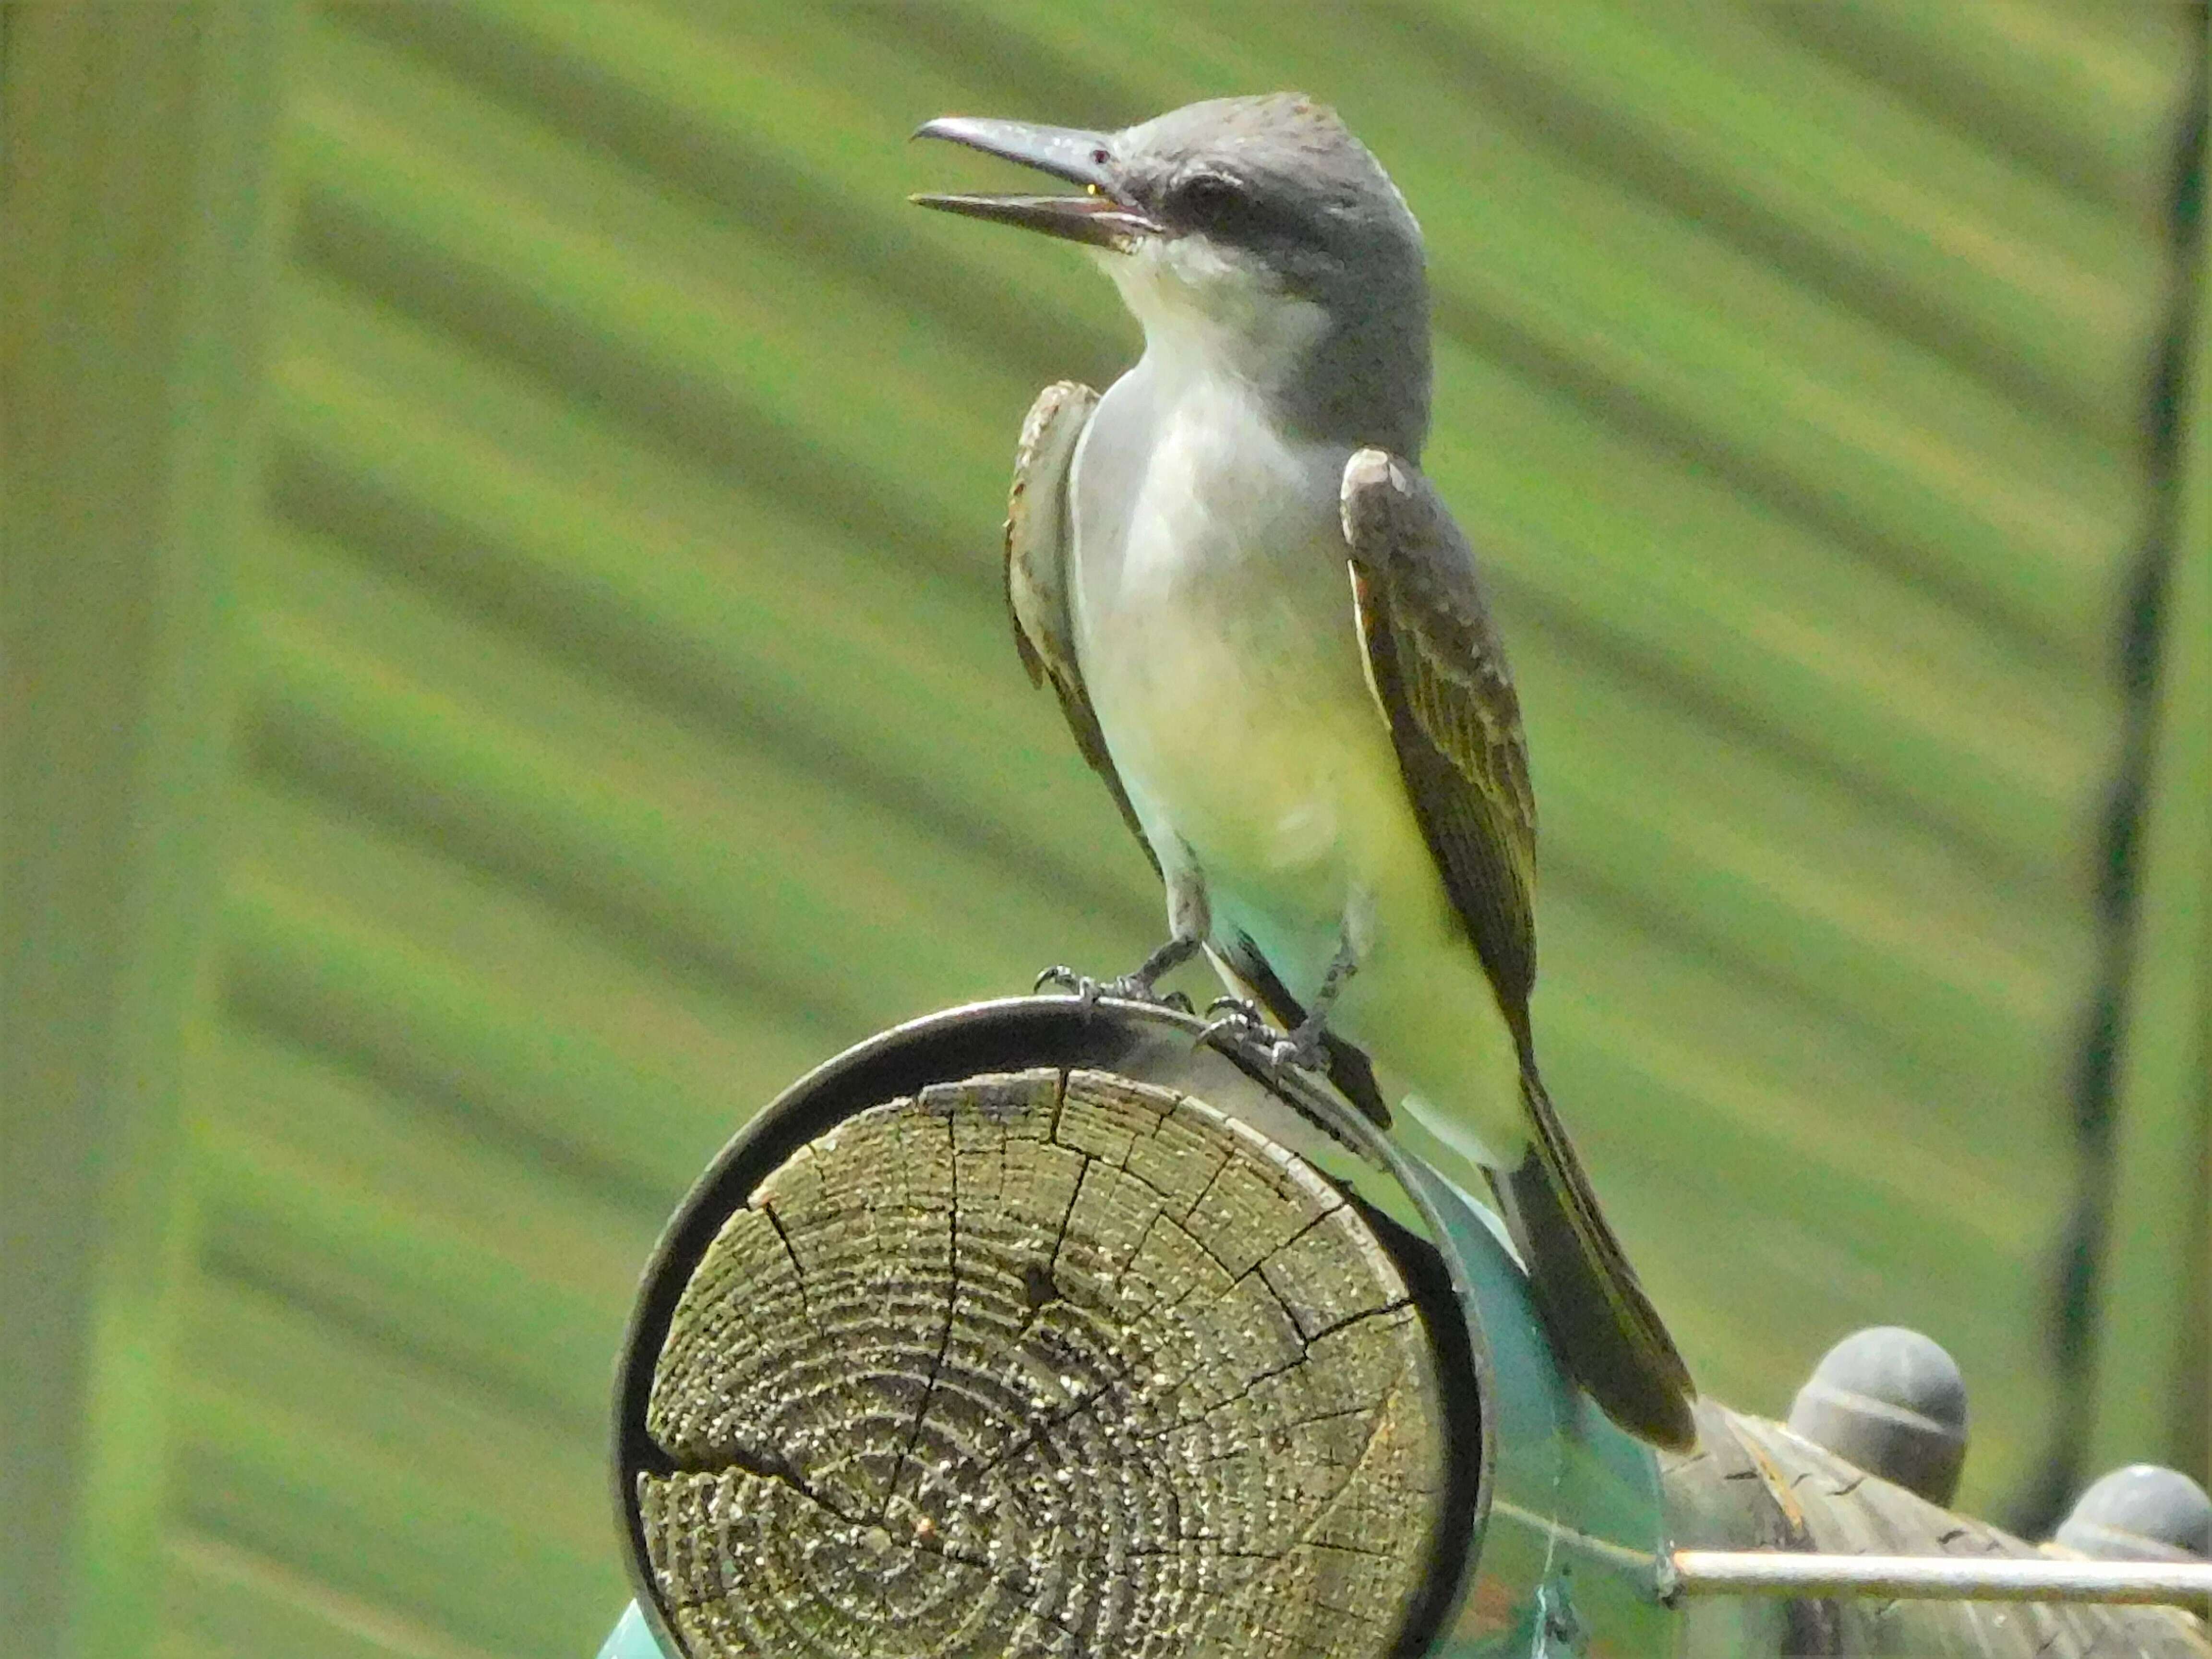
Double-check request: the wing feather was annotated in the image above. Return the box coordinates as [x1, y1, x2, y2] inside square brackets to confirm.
[1005, 382, 1158, 874]
[1339, 448, 1537, 1026]
[1341, 447, 1696, 1448]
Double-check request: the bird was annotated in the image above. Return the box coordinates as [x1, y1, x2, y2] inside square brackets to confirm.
[913, 93, 1696, 1451]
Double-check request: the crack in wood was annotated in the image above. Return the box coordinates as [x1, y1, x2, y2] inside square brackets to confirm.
[637, 1068, 1452, 1659]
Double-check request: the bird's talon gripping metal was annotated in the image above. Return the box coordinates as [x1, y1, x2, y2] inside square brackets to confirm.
[1267, 1033, 1330, 1076]
[1190, 1003, 1271, 1058]
[1035, 963, 1198, 1017]
[1201, 993, 1270, 1026]
[1032, 963, 1086, 996]
[1188, 1003, 1332, 1094]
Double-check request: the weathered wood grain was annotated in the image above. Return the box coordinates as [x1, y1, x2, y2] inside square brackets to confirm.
[638, 1068, 1450, 1659]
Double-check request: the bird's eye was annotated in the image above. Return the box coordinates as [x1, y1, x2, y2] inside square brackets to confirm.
[1171, 172, 1245, 223]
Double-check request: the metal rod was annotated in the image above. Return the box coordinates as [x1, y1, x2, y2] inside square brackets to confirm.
[1667, 1549, 2212, 1607]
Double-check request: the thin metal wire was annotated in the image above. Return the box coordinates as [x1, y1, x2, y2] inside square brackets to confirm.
[1667, 1550, 2212, 1607]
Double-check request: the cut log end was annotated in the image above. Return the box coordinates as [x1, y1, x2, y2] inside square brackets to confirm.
[636, 1067, 1453, 1659]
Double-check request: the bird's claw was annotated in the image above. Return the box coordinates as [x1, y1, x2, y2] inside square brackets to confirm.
[1264, 1031, 1329, 1076]
[1196, 999, 1328, 1083]
[1033, 965, 1194, 1015]
[1195, 998, 1271, 1053]
[1202, 995, 1268, 1027]
[1034, 964, 1110, 1010]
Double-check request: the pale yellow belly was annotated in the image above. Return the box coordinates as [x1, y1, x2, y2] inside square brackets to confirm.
[1089, 584, 1528, 1170]
[1065, 379, 1528, 1167]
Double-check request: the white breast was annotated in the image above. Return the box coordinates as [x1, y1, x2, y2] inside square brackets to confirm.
[1064, 360, 1522, 1154]
[1116, 377, 1313, 597]
[1070, 366, 1418, 929]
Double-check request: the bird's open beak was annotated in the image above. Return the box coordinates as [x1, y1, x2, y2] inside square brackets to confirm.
[911, 116, 1159, 252]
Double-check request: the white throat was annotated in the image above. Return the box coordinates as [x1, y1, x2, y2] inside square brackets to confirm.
[1095, 235, 1330, 402]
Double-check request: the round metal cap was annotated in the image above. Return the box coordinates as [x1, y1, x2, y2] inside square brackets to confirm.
[1788, 1326, 1968, 1506]
[2056, 1465, 2212, 1563]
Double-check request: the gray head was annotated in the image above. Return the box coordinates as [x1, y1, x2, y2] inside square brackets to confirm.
[915, 94, 1431, 457]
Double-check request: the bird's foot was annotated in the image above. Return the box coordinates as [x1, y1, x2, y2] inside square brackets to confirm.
[1273, 1025, 1330, 1076]
[1195, 998, 1329, 1082]
[1033, 964, 1107, 1009]
[1033, 964, 1194, 1014]
[1034, 964, 1088, 997]
[1199, 996, 1328, 1074]
[1197, 994, 1270, 1038]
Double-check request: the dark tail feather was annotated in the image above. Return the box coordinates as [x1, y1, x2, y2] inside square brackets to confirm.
[1494, 1066, 1698, 1451]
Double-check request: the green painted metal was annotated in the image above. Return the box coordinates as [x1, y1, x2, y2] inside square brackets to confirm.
[0, 2, 2196, 1654]
[0, 9, 293, 1659]
[598, 1603, 664, 1659]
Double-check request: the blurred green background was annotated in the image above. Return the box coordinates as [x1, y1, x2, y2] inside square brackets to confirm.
[5, 4, 2207, 1657]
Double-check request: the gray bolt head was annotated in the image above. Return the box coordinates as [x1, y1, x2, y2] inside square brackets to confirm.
[1787, 1326, 1968, 1506]
[2056, 1464, 2212, 1562]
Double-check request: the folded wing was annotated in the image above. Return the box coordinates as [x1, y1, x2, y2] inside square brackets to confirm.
[1341, 446, 1696, 1451]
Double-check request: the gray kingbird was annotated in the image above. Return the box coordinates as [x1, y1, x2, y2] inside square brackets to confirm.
[914, 93, 1695, 1450]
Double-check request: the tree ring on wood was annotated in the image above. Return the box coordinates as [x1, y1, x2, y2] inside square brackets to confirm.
[632, 1065, 1455, 1659]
